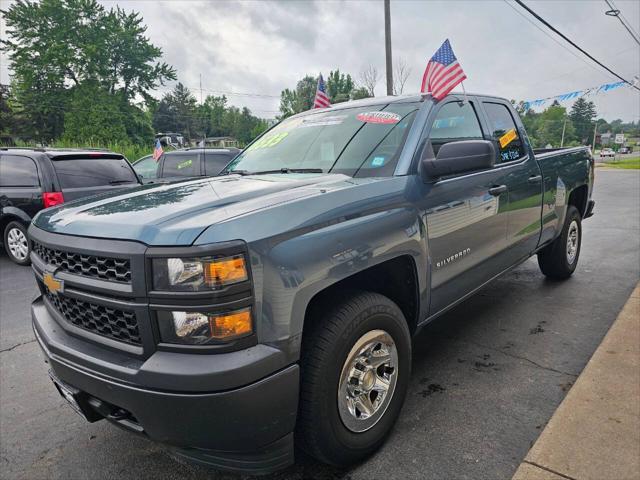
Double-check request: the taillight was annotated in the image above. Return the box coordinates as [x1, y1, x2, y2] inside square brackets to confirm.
[43, 192, 64, 208]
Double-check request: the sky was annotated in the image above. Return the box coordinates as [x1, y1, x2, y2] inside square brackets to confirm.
[1, 0, 639, 121]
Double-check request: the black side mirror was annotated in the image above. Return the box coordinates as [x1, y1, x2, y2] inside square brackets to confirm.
[421, 140, 496, 181]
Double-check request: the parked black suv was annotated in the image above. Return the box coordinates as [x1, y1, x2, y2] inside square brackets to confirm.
[0, 148, 141, 265]
[132, 148, 241, 183]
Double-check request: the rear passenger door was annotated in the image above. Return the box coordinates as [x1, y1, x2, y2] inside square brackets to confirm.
[160, 152, 201, 180]
[416, 98, 511, 315]
[0, 154, 43, 220]
[480, 100, 543, 262]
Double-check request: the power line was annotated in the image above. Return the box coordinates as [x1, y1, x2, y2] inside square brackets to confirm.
[530, 46, 638, 88]
[503, 0, 613, 80]
[610, 0, 640, 38]
[513, 0, 640, 92]
[605, 0, 640, 45]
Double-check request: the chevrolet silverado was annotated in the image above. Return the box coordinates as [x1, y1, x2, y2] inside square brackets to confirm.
[29, 93, 594, 474]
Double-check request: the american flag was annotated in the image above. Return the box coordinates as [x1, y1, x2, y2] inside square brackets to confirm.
[421, 39, 467, 100]
[313, 74, 331, 109]
[152, 138, 163, 161]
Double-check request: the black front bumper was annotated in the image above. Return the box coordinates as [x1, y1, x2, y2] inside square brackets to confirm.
[32, 297, 299, 475]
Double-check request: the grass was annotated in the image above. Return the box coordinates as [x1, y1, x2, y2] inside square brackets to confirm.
[603, 156, 640, 169]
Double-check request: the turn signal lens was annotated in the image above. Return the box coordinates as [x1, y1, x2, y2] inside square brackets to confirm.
[157, 308, 253, 344]
[204, 255, 248, 287]
[209, 309, 252, 339]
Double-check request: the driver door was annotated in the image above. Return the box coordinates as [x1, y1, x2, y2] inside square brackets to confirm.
[414, 98, 511, 315]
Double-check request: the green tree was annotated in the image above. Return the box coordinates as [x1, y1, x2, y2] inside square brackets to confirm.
[1, 0, 176, 141]
[62, 83, 128, 144]
[152, 83, 198, 140]
[537, 105, 574, 147]
[279, 75, 317, 118]
[351, 86, 371, 100]
[326, 70, 354, 103]
[569, 97, 597, 144]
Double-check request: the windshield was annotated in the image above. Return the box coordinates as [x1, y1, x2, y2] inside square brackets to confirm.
[224, 102, 420, 177]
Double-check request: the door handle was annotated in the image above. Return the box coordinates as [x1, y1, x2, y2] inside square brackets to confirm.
[488, 185, 508, 196]
[528, 175, 543, 183]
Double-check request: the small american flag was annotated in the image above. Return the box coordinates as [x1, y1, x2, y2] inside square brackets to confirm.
[421, 39, 467, 100]
[313, 74, 331, 109]
[152, 138, 163, 161]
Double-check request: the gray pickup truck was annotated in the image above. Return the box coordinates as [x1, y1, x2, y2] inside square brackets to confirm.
[29, 93, 594, 474]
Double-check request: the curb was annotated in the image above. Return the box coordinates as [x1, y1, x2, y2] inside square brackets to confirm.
[512, 283, 640, 480]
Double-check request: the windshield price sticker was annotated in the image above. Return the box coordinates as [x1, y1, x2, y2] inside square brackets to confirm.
[499, 128, 518, 148]
[356, 111, 401, 124]
[246, 132, 289, 151]
[300, 115, 347, 128]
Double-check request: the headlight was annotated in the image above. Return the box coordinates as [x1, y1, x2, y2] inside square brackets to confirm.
[152, 254, 248, 291]
[157, 308, 253, 345]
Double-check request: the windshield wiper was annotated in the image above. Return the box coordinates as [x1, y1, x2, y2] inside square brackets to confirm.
[251, 168, 324, 175]
[109, 180, 137, 185]
[220, 169, 253, 176]
[222, 168, 324, 176]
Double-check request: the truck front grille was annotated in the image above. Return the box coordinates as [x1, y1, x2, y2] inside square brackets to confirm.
[45, 291, 141, 345]
[33, 242, 131, 283]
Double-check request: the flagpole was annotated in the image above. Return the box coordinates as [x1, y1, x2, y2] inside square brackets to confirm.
[460, 81, 470, 104]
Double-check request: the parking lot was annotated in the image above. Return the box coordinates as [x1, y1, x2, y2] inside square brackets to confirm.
[1, 168, 638, 480]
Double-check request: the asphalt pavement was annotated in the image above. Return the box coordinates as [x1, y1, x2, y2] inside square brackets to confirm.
[1, 169, 639, 480]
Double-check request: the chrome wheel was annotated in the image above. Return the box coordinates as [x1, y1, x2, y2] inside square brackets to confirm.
[7, 227, 28, 261]
[338, 329, 398, 433]
[566, 220, 579, 265]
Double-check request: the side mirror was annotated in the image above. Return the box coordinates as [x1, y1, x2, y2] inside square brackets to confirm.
[421, 140, 495, 181]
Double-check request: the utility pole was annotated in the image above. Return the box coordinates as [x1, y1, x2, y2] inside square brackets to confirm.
[560, 117, 567, 147]
[384, 0, 393, 96]
[592, 122, 598, 151]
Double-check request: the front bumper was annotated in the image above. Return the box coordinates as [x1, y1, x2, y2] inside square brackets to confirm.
[32, 297, 299, 474]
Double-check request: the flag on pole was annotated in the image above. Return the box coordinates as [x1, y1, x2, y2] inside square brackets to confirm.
[313, 74, 331, 109]
[152, 138, 164, 161]
[420, 39, 467, 100]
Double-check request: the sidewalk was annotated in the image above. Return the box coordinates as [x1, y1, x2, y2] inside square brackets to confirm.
[512, 283, 640, 480]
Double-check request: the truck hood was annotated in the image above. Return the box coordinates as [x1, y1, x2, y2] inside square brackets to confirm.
[32, 174, 356, 245]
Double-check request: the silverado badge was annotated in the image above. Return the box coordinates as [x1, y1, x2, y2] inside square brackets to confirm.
[43, 272, 64, 295]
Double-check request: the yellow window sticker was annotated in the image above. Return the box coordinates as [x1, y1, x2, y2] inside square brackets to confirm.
[499, 128, 517, 149]
[246, 132, 289, 151]
[176, 159, 193, 170]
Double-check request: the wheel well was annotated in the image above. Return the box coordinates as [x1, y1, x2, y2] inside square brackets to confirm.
[303, 255, 420, 335]
[568, 185, 588, 218]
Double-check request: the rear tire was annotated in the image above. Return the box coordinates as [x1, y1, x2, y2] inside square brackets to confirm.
[297, 291, 411, 467]
[3, 221, 31, 266]
[537, 206, 581, 279]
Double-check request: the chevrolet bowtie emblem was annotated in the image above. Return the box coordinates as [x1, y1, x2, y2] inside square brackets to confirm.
[43, 272, 64, 295]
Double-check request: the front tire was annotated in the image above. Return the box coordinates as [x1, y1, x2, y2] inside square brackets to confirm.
[537, 206, 581, 279]
[297, 291, 411, 467]
[3, 221, 31, 266]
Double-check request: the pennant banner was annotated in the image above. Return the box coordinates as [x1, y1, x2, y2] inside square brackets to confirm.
[522, 81, 628, 111]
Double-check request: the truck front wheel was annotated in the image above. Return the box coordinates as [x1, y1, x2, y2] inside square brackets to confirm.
[537, 205, 582, 279]
[297, 291, 412, 467]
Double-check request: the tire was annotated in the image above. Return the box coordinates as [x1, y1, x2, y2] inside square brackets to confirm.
[3, 221, 31, 266]
[297, 291, 412, 467]
[537, 205, 581, 280]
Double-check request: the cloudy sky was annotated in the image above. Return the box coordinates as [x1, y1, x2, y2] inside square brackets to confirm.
[2, 0, 639, 121]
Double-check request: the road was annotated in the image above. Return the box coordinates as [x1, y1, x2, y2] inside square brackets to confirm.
[1, 169, 639, 480]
